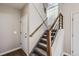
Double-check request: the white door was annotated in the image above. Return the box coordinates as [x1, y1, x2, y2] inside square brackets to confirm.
[21, 15, 28, 54]
[72, 13, 79, 56]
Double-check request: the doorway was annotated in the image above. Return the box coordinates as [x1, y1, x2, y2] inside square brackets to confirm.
[72, 13, 79, 56]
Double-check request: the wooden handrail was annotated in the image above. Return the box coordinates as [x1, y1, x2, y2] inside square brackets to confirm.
[49, 13, 63, 30]
[30, 18, 47, 37]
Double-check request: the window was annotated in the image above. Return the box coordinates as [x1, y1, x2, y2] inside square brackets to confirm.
[47, 3, 59, 26]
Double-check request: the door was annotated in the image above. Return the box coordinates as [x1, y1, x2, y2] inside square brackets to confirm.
[21, 15, 28, 54]
[72, 13, 79, 56]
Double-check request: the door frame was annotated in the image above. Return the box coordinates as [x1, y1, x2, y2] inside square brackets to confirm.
[20, 13, 29, 56]
[71, 12, 79, 56]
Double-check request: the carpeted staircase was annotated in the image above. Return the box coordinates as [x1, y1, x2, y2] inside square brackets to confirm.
[30, 29, 57, 56]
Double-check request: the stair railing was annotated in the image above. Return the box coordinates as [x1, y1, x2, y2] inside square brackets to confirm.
[47, 13, 63, 56]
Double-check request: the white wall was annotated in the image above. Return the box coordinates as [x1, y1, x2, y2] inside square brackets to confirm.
[52, 29, 64, 56]
[59, 3, 79, 55]
[0, 5, 21, 54]
[29, 3, 47, 53]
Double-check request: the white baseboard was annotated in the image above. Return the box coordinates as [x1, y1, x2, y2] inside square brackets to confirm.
[63, 52, 71, 56]
[0, 47, 21, 56]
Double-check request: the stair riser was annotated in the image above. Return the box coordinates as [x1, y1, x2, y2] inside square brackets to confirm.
[42, 37, 54, 40]
[30, 53, 38, 56]
[51, 33, 56, 36]
[44, 33, 56, 37]
[52, 30, 57, 32]
[44, 30, 57, 35]
[37, 44, 47, 51]
[42, 36, 47, 39]
[51, 37, 54, 40]
[40, 40, 47, 44]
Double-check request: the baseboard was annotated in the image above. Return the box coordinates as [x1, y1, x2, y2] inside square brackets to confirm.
[63, 52, 71, 56]
[0, 47, 21, 56]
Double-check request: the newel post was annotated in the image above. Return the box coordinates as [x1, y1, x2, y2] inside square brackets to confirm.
[47, 30, 51, 56]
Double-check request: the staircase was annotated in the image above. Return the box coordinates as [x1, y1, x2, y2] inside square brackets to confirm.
[30, 29, 57, 56]
[30, 13, 63, 56]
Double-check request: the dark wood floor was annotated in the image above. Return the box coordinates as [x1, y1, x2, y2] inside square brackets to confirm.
[3, 49, 27, 56]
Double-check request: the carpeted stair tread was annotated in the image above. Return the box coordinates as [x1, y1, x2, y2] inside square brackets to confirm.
[42, 38, 47, 41]
[30, 53, 38, 56]
[43, 34, 47, 37]
[38, 42, 47, 48]
[30, 29, 57, 56]
[34, 47, 47, 56]
[38, 42, 47, 51]
[40, 38, 47, 43]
